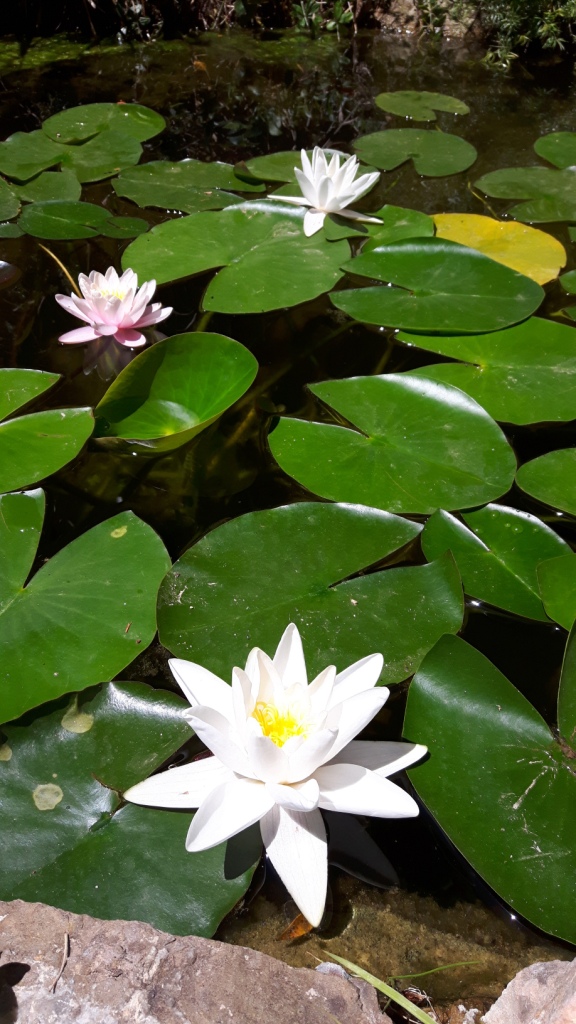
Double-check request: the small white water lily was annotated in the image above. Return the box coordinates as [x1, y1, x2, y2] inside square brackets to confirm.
[125, 625, 426, 927]
[55, 267, 172, 348]
[272, 147, 381, 237]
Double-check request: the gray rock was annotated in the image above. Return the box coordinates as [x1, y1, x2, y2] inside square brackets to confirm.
[482, 958, 576, 1024]
[0, 899, 390, 1024]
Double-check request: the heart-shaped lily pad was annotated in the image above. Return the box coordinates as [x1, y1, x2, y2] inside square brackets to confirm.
[354, 129, 477, 177]
[475, 166, 576, 223]
[333, 238, 544, 333]
[399, 317, 576, 425]
[12, 169, 81, 203]
[375, 91, 469, 122]
[268, 374, 516, 515]
[433, 213, 566, 285]
[94, 333, 258, 453]
[42, 102, 165, 144]
[113, 162, 246, 214]
[516, 450, 576, 516]
[0, 179, 20, 221]
[0, 367, 93, 492]
[19, 200, 113, 239]
[0, 682, 256, 936]
[123, 202, 348, 314]
[404, 632, 576, 945]
[0, 490, 170, 724]
[158, 501, 464, 686]
[421, 504, 570, 620]
[534, 131, 576, 170]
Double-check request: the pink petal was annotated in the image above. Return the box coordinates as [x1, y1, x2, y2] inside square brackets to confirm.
[114, 329, 146, 348]
[58, 326, 101, 344]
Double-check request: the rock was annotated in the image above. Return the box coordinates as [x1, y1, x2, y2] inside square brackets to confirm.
[0, 899, 390, 1024]
[482, 958, 576, 1024]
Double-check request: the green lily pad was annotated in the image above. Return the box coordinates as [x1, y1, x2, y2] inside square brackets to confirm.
[268, 375, 516, 515]
[354, 129, 477, 177]
[538, 553, 576, 631]
[158, 501, 464, 685]
[334, 238, 544, 333]
[475, 166, 576, 223]
[12, 169, 81, 203]
[123, 202, 348, 314]
[558, 623, 576, 742]
[421, 504, 570, 620]
[0, 682, 256, 936]
[560, 269, 576, 294]
[42, 102, 165, 144]
[0, 367, 93, 492]
[59, 129, 142, 183]
[0, 222, 23, 237]
[100, 215, 149, 239]
[404, 634, 576, 945]
[0, 179, 20, 221]
[0, 491, 170, 723]
[516, 450, 576, 516]
[0, 130, 66, 182]
[375, 91, 469, 122]
[534, 132, 576, 170]
[94, 332, 258, 453]
[241, 150, 314, 183]
[19, 200, 113, 240]
[112, 162, 246, 213]
[362, 205, 435, 250]
[399, 317, 576, 424]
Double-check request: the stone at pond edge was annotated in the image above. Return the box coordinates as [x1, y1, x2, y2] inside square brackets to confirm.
[482, 958, 576, 1024]
[0, 899, 388, 1024]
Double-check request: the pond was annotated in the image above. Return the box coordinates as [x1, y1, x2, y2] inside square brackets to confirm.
[0, 27, 575, 1017]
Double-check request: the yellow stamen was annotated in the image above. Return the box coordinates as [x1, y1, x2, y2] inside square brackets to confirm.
[252, 700, 309, 747]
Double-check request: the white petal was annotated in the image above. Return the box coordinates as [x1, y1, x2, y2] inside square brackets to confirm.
[260, 805, 327, 927]
[285, 727, 338, 783]
[303, 209, 326, 236]
[245, 733, 289, 784]
[308, 665, 336, 713]
[330, 740, 428, 776]
[336, 209, 383, 224]
[325, 688, 389, 760]
[169, 658, 234, 719]
[185, 706, 254, 777]
[350, 170, 380, 201]
[232, 666, 255, 727]
[294, 166, 319, 206]
[186, 777, 273, 851]
[300, 148, 314, 181]
[124, 756, 232, 808]
[273, 623, 308, 687]
[330, 653, 384, 708]
[315, 763, 420, 818]
[266, 194, 309, 207]
[266, 777, 320, 812]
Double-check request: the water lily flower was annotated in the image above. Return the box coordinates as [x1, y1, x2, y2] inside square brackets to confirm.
[271, 147, 381, 236]
[124, 624, 426, 927]
[55, 267, 172, 348]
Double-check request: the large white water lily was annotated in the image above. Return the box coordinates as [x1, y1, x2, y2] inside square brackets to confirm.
[124, 624, 426, 927]
[55, 266, 172, 348]
[271, 147, 381, 237]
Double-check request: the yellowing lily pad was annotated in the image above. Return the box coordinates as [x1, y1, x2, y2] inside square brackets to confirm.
[433, 213, 566, 285]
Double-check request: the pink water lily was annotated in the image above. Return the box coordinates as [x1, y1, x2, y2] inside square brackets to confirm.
[124, 624, 426, 926]
[55, 267, 172, 348]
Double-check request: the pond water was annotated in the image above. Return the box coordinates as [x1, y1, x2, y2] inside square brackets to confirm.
[1, 28, 575, 1013]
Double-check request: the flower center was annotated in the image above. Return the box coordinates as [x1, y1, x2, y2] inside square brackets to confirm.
[99, 285, 127, 301]
[252, 700, 310, 747]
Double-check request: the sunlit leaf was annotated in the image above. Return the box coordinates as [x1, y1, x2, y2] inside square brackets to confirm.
[421, 504, 570, 620]
[333, 238, 544, 333]
[404, 634, 576, 945]
[433, 213, 566, 285]
[268, 375, 516, 514]
[42, 102, 166, 144]
[12, 169, 81, 203]
[94, 332, 258, 453]
[475, 166, 576, 223]
[375, 91, 469, 122]
[399, 317, 576, 425]
[0, 493, 170, 723]
[534, 131, 576, 170]
[354, 129, 477, 177]
[0, 130, 66, 182]
[516, 450, 576, 516]
[113, 159, 262, 213]
[19, 200, 113, 239]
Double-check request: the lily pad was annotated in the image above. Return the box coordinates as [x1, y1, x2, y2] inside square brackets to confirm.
[42, 102, 165, 144]
[433, 213, 566, 285]
[361, 205, 434, 251]
[534, 132, 576, 170]
[59, 130, 142, 183]
[158, 501, 464, 685]
[94, 332, 258, 453]
[123, 202, 348, 314]
[0, 223, 23, 238]
[113, 163, 244, 214]
[375, 91, 469, 122]
[0, 130, 66, 182]
[333, 238, 544, 334]
[0, 491, 170, 723]
[538, 553, 576, 630]
[560, 269, 576, 294]
[12, 169, 81, 203]
[475, 166, 576, 223]
[0, 682, 256, 936]
[240, 150, 311, 183]
[0, 367, 93, 492]
[399, 317, 576, 425]
[19, 200, 114, 239]
[354, 130, 477, 177]
[100, 216, 149, 239]
[0, 179, 20, 221]
[268, 374, 516, 515]
[421, 504, 570, 620]
[404, 633, 576, 945]
[516, 450, 576, 516]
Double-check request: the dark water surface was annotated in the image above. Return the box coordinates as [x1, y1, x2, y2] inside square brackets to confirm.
[1, 29, 575, 1004]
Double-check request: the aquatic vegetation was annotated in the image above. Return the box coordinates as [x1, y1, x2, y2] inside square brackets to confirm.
[0, 92, 575, 949]
[125, 623, 425, 926]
